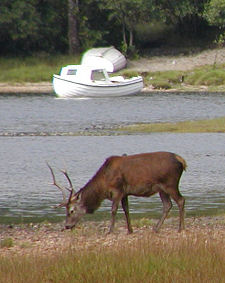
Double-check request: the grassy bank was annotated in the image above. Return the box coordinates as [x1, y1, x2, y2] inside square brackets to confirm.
[1, 53, 225, 91]
[136, 64, 225, 92]
[117, 116, 225, 134]
[0, 55, 80, 83]
[0, 217, 225, 283]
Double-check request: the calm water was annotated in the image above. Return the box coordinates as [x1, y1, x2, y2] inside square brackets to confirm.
[1, 92, 225, 135]
[0, 92, 225, 223]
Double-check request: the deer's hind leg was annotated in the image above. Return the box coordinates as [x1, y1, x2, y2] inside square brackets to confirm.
[171, 192, 185, 232]
[153, 191, 172, 232]
[165, 185, 185, 232]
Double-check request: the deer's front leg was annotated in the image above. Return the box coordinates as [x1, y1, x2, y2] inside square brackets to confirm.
[109, 200, 120, 234]
[121, 196, 133, 234]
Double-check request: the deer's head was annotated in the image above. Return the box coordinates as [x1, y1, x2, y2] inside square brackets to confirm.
[47, 163, 85, 230]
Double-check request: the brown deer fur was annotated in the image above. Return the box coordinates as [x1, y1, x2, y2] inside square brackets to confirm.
[58, 151, 187, 233]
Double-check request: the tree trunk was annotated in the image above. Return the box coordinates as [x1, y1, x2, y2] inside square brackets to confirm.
[68, 0, 80, 55]
[122, 22, 127, 46]
[129, 29, 133, 47]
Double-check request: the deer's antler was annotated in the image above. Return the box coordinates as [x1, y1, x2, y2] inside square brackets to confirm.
[47, 163, 67, 206]
[61, 169, 75, 201]
[61, 170, 75, 192]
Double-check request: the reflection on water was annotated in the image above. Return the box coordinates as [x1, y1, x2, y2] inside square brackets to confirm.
[0, 133, 225, 222]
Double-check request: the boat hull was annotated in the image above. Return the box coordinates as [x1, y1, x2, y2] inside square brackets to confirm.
[52, 75, 143, 98]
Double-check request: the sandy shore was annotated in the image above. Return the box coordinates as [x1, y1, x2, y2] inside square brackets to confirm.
[1, 48, 225, 94]
[0, 82, 53, 94]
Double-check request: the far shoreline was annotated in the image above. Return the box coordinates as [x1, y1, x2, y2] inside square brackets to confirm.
[0, 82, 224, 94]
[1, 48, 225, 94]
[0, 82, 53, 94]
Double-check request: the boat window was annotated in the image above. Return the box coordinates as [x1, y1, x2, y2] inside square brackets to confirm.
[91, 70, 106, 81]
[67, 69, 77, 75]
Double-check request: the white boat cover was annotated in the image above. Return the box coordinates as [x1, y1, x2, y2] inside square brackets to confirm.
[81, 46, 127, 73]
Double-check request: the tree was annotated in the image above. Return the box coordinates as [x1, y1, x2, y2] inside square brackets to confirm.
[67, 0, 108, 53]
[100, 0, 147, 54]
[204, 0, 225, 28]
[68, 0, 80, 54]
[0, 0, 68, 54]
[0, 0, 40, 53]
[204, 0, 225, 66]
[36, 0, 68, 53]
[76, 0, 108, 50]
[157, 0, 208, 35]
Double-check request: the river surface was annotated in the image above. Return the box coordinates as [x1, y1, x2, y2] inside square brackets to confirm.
[0, 92, 225, 223]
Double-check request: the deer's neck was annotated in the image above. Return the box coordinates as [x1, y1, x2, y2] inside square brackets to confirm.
[80, 183, 105, 214]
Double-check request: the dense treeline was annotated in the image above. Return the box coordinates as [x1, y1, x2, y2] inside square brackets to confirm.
[0, 0, 224, 56]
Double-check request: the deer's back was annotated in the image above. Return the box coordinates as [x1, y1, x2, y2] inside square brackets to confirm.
[103, 152, 185, 194]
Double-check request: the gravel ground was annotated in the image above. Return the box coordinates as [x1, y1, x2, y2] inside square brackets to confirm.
[0, 216, 225, 257]
[128, 47, 225, 72]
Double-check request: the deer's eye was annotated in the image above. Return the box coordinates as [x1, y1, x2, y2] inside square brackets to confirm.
[70, 209, 74, 214]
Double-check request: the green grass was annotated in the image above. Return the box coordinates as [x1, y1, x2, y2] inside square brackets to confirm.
[127, 64, 225, 91]
[0, 232, 224, 283]
[185, 65, 225, 86]
[117, 116, 225, 133]
[144, 70, 185, 90]
[0, 54, 80, 83]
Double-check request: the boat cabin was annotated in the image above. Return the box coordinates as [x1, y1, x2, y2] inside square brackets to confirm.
[59, 65, 110, 82]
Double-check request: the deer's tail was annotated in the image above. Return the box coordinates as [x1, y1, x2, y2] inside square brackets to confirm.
[175, 154, 187, 171]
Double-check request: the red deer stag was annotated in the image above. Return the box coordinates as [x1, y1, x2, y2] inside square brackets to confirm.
[48, 151, 187, 234]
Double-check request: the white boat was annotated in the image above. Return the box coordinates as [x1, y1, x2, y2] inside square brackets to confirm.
[52, 65, 143, 98]
[81, 46, 126, 73]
